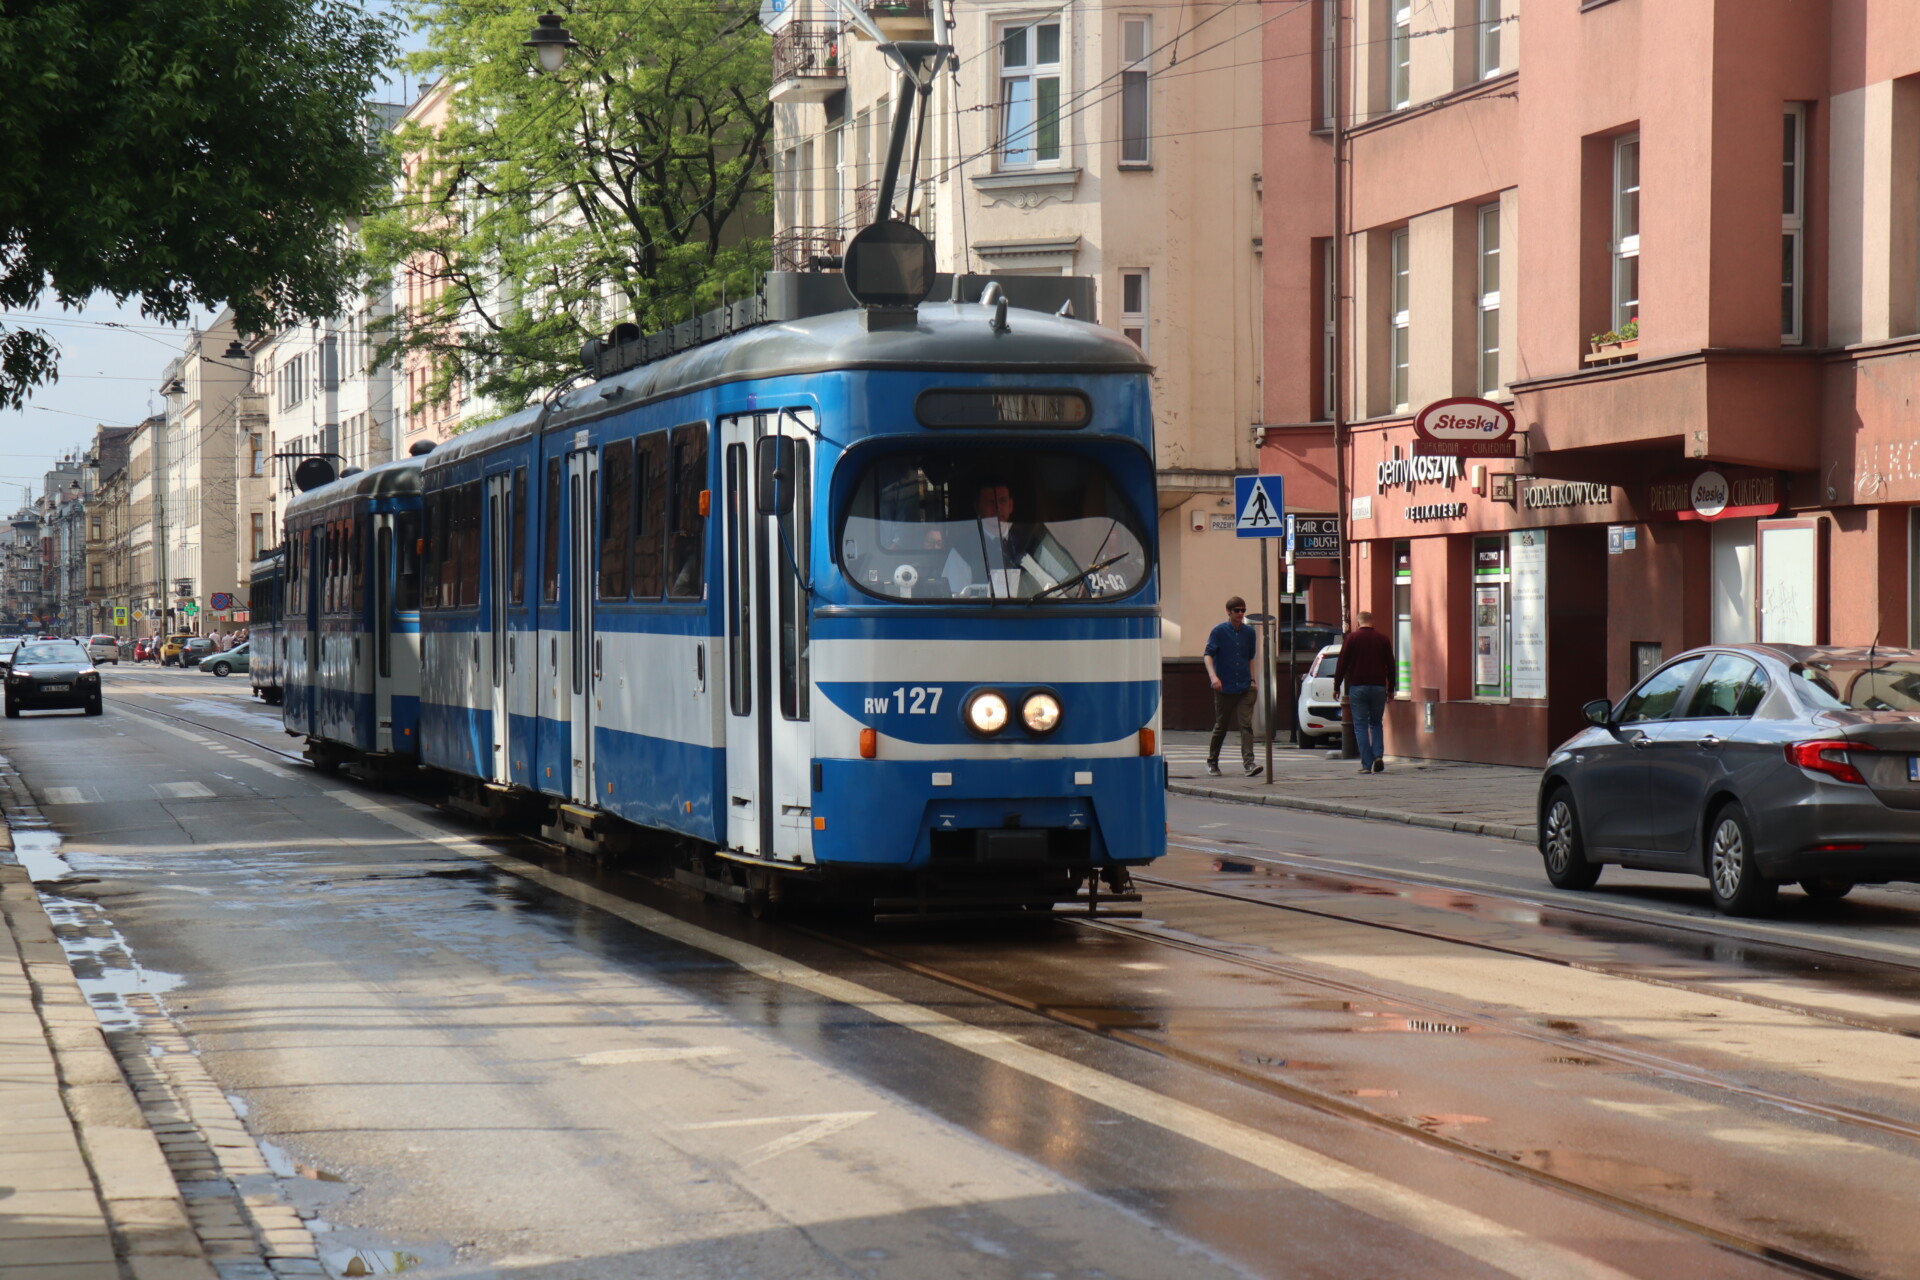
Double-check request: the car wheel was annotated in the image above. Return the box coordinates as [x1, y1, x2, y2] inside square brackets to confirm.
[1800, 877, 1855, 901]
[211, 662, 231, 677]
[1296, 733, 1318, 750]
[1540, 787, 1602, 890]
[1706, 802, 1777, 916]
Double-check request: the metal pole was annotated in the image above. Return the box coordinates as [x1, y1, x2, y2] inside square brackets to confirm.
[1331, 1, 1357, 760]
[1262, 538, 1274, 783]
[1285, 546, 1298, 758]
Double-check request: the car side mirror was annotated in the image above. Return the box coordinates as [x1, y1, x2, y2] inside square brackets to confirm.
[1581, 698, 1615, 728]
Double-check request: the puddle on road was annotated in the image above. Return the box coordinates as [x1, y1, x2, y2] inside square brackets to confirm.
[322, 1244, 427, 1275]
[12, 828, 183, 1030]
[258, 1138, 347, 1182]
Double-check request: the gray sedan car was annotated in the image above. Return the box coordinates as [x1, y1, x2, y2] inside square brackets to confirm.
[1538, 644, 1920, 915]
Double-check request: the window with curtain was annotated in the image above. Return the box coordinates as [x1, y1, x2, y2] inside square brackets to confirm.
[1000, 20, 1062, 166]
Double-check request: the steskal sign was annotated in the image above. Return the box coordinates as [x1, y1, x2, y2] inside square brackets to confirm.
[1411, 397, 1517, 457]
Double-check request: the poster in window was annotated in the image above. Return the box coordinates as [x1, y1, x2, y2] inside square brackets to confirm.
[1509, 529, 1548, 698]
[1759, 524, 1817, 643]
[1474, 585, 1504, 690]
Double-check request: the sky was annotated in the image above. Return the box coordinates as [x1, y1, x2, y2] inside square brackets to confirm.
[0, 3, 429, 510]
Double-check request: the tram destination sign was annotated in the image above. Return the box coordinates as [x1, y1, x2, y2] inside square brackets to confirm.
[916, 389, 1091, 429]
[1411, 396, 1518, 457]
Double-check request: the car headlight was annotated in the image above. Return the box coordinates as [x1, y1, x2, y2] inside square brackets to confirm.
[1021, 690, 1062, 734]
[965, 690, 1009, 736]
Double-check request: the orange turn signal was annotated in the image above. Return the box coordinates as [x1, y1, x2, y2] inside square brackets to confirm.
[859, 727, 877, 759]
[1138, 728, 1156, 756]
[698, 489, 712, 517]
[813, 816, 827, 830]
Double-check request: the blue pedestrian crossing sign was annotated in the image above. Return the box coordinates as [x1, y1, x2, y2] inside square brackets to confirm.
[1234, 475, 1286, 537]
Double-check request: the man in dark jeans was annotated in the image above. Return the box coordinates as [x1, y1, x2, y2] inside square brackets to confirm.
[1204, 596, 1262, 777]
[1333, 610, 1396, 774]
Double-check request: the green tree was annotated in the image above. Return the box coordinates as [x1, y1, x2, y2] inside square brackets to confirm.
[364, 0, 774, 416]
[0, 0, 399, 409]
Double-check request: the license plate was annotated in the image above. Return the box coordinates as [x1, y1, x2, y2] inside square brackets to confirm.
[41, 683, 68, 693]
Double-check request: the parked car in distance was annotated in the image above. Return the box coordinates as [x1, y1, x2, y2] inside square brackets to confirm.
[1540, 643, 1920, 917]
[4, 640, 102, 717]
[0, 638, 22, 672]
[85, 634, 122, 665]
[160, 633, 193, 666]
[132, 636, 158, 663]
[179, 636, 216, 668]
[202, 643, 250, 678]
[1295, 644, 1343, 748]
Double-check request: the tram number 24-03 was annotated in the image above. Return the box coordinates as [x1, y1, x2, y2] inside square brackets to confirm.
[864, 686, 946, 715]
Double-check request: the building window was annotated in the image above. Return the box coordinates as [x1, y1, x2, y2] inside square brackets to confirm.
[1390, 227, 1410, 412]
[1121, 270, 1148, 351]
[1317, 0, 1337, 129]
[1478, 203, 1501, 395]
[1388, 3, 1411, 111]
[1612, 133, 1640, 333]
[250, 513, 265, 561]
[90, 564, 102, 589]
[278, 353, 307, 412]
[1782, 103, 1807, 344]
[1392, 541, 1412, 697]
[1477, 0, 1501, 80]
[1120, 18, 1151, 165]
[1000, 20, 1062, 167]
[1321, 239, 1337, 419]
[90, 516, 101, 540]
[249, 432, 265, 477]
[1473, 535, 1509, 700]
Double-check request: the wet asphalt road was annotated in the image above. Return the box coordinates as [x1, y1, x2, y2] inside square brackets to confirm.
[7, 665, 1920, 1278]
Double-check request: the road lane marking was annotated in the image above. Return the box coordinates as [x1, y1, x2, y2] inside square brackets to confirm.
[42, 787, 89, 805]
[680, 1111, 877, 1166]
[153, 782, 215, 799]
[577, 1046, 732, 1066]
[322, 786, 1639, 1280]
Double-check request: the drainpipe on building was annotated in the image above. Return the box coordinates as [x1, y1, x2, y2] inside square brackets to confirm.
[1331, 0, 1356, 761]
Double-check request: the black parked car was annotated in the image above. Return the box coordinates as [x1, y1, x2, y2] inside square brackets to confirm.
[1540, 644, 1920, 915]
[4, 640, 103, 718]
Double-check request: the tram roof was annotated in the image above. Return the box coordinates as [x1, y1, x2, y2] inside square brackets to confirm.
[283, 455, 424, 523]
[423, 301, 1151, 473]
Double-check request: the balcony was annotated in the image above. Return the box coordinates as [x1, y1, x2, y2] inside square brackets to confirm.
[771, 23, 845, 104]
[857, 0, 932, 40]
[772, 227, 847, 273]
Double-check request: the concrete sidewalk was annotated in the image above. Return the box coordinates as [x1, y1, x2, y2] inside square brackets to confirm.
[1162, 729, 1542, 843]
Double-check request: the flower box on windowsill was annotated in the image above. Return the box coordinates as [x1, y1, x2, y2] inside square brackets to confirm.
[1583, 338, 1639, 366]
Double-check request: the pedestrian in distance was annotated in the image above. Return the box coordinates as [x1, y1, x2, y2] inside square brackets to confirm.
[1333, 610, 1397, 775]
[1204, 595, 1263, 778]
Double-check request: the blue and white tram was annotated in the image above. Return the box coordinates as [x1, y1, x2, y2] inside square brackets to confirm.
[245, 547, 286, 705]
[281, 459, 425, 770]
[410, 296, 1165, 911]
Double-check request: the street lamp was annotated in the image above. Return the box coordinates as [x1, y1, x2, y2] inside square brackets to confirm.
[222, 340, 250, 361]
[523, 11, 578, 73]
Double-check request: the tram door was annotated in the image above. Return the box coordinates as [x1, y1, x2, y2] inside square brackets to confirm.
[485, 473, 513, 785]
[721, 411, 814, 862]
[564, 445, 598, 801]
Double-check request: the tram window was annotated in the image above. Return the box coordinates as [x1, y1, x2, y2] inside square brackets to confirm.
[667, 423, 708, 600]
[509, 467, 527, 606]
[542, 457, 562, 604]
[456, 482, 481, 607]
[326, 524, 339, 614]
[351, 514, 368, 616]
[839, 448, 1151, 603]
[777, 438, 812, 721]
[633, 434, 666, 598]
[375, 526, 392, 677]
[598, 439, 633, 599]
[422, 492, 443, 608]
[394, 510, 421, 611]
[726, 442, 750, 715]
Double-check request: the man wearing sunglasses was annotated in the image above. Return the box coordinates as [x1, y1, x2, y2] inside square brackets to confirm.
[1204, 596, 1262, 777]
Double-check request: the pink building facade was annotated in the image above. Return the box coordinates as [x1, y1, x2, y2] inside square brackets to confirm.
[1262, 0, 1920, 766]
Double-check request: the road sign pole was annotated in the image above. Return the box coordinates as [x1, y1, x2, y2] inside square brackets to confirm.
[1261, 539, 1274, 784]
[1284, 543, 1296, 763]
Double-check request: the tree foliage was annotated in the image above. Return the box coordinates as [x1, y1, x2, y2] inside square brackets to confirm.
[0, 0, 399, 408]
[363, 0, 774, 414]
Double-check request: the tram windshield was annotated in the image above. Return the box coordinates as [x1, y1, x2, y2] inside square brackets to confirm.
[840, 449, 1150, 602]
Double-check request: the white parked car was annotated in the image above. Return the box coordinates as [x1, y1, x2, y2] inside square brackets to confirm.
[1295, 643, 1343, 748]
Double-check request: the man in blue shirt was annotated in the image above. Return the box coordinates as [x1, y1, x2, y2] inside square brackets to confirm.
[1203, 596, 1262, 777]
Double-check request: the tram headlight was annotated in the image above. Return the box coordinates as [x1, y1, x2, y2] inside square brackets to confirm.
[1021, 690, 1062, 735]
[965, 690, 1010, 736]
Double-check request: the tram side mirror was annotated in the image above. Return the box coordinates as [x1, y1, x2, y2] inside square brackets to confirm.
[756, 436, 797, 516]
[1582, 698, 1616, 728]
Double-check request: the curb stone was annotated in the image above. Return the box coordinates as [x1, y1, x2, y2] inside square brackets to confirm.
[1166, 780, 1538, 845]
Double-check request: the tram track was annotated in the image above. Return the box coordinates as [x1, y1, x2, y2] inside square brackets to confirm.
[106, 683, 1914, 1280]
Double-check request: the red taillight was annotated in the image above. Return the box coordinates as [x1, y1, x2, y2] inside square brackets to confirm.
[1785, 739, 1875, 785]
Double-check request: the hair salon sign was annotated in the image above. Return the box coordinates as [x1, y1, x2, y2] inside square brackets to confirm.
[1411, 397, 1518, 457]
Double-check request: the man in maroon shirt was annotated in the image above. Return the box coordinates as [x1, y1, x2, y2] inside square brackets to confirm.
[1333, 611, 1397, 774]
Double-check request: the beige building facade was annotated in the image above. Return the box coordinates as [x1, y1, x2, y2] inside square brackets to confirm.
[769, 0, 1268, 722]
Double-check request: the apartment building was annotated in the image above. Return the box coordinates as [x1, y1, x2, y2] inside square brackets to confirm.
[768, 0, 1266, 722]
[1261, 0, 1920, 765]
